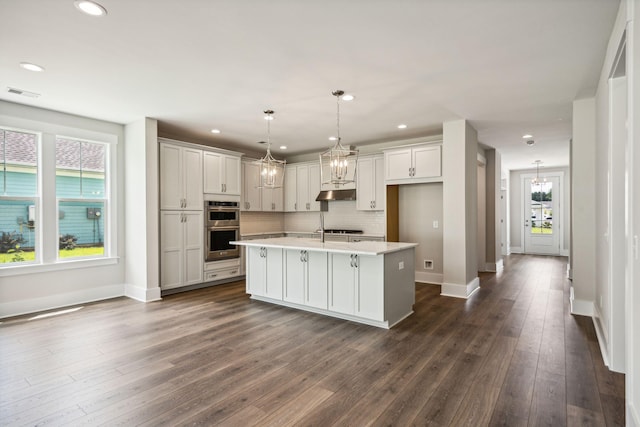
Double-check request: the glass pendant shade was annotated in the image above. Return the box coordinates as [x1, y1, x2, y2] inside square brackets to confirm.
[255, 110, 285, 189]
[320, 90, 358, 187]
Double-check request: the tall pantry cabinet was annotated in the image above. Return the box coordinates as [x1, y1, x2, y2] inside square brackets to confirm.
[159, 140, 204, 290]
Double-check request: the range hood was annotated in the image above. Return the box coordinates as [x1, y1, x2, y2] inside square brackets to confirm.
[315, 189, 356, 201]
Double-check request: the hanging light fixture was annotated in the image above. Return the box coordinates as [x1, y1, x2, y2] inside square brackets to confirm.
[531, 159, 546, 185]
[254, 109, 285, 189]
[320, 90, 358, 187]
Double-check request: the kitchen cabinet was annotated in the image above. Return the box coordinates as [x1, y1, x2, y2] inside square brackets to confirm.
[160, 142, 203, 211]
[204, 258, 241, 282]
[261, 186, 284, 212]
[284, 163, 321, 212]
[160, 210, 203, 290]
[329, 252, 383, 320]
[356, 155, 385, 211]
[246, 246, 283, 299]
[284, 249, 328, 309]
[204, 151, 241, 196]
[384, 143, 442, 183]
[241, 161, 262, 211]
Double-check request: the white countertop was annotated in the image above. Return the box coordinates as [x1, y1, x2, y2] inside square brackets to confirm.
[231, 237, 417, 256]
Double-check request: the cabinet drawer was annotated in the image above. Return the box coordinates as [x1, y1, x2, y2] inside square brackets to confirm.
[205, 267, 241, 281]
[204, 258, 240, 271]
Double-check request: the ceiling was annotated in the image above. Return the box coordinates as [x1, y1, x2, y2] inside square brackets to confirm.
[0, 0, 619, 170]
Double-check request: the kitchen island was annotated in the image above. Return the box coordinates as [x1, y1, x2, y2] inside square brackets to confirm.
[231, 237, 418, 328]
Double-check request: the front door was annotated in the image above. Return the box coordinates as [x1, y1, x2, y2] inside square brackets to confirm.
[523, 176, 560, 255]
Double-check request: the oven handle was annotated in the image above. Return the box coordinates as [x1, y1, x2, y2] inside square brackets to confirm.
[206, 226, 240, 232]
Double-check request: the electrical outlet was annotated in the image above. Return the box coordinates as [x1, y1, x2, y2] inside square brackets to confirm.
[424, 260, 433, 270]
[433, 220, 439, 229]
[399, 261, 404, 270]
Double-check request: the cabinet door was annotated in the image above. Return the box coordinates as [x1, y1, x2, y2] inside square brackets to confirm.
[183, 148, 203, 210]
[242, 162, 262, 211]
[296, 165, 309, 211]
[203, 152, 223, 194]
[329, 253, 355, 315]
[284, 166, 297, 212]
[160, 144, 183, 210]
[160, 211, 183, 289]
[413, 145, 441, 179]
[183, 211, 204, 285]
[247, 246, 266, 296]
[307, 163, 321, 211]
[265, 248, 283, 299]
[306, 251, 328, 309]
[284, 250, 305, 304]
[356, 157, 375, 211]
[355, 255, 384, 321]
[262, 186, 283, 212]
[385, 148, 412, 180]
[373, 156, 385, 210]
[224, 155, 241, 195]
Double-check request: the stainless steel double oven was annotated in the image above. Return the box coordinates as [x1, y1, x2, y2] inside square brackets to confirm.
[205, 200, 240, 261]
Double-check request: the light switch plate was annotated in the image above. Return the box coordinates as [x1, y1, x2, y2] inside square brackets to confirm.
[433, 220, 439, 228]
[399, 261, 404, 270]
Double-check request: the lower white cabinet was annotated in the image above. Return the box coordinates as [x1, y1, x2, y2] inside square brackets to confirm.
[160, 210, 203, 290]
[329, 253, 384, 321]
[204, 258, 241, 282]
[284, 250, 328, 309]
[247, 246, 283, 299]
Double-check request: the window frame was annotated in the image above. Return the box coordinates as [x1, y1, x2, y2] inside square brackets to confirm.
[0, 119, 119, 276]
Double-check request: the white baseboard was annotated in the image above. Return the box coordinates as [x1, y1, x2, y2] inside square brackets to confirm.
[483, 259, 504, 273]
[569, 286, 594, 316]
[510, 246, 523, 254]
[125, 284, 162, 302]
[0, 284, 125, 319]
[591, 306, 610, 368]
[415, 271, 443, 285]
[441, 277, 480, 299]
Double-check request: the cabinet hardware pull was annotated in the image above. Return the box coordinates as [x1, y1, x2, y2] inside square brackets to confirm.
[350, 254, 354, 267]
[230, 270, 237, 274]
[354, 254, 358, 268]
[300, 251, 304, 262]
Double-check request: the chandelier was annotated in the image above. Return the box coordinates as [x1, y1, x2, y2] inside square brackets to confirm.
[254, 109, 285, 189]
[319, 90, 358, 187]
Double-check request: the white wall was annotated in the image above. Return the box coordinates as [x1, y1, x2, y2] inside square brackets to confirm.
[399, 183, 443, 283]
[508, 166, 570, 255]
[0, 101, 126, 318]
[123, 118, 160, 302]
[442, 119, 478, 298]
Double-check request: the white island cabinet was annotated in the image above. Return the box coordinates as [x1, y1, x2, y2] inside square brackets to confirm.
[232, 237, 417, 328]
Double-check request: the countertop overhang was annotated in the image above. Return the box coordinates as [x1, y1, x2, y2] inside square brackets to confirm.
[231, 237, 417, 256]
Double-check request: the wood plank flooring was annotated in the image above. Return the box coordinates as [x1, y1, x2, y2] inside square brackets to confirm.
[0, 254, 625, 426]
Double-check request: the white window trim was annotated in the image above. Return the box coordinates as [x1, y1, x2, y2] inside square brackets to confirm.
[0, 119, 119, 275]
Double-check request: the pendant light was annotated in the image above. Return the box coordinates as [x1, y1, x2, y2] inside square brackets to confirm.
[319, 90, 358, 187]
[255, 109, 285, 189]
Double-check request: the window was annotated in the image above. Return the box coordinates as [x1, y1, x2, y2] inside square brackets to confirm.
[56, 137, 107, 259]
[0, 128, 39, 265]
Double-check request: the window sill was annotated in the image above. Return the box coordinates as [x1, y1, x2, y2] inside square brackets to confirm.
[0, 256, 119, 277]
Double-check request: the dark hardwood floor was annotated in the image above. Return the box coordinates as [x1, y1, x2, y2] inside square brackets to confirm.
[0, 254, 625, 426]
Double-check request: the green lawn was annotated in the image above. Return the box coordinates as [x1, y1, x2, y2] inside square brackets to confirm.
[0, 246, 104, 264]
[531, 227, 553, 234]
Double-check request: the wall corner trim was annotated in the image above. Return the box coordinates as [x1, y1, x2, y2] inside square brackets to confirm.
[441, 277, 480, 299]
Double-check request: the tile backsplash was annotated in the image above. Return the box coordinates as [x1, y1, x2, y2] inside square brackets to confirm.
[240, 201, 385, 236]
[285, 201, 385, 235]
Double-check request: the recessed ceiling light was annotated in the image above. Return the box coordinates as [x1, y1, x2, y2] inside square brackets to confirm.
[397, 124, 407, 129]
[279, 145, 287, 150]
[210, 129, 221, 134]
[74, 0, 107, 16]
[19, 62, 44, 72]
[522, 134, 533, 139]
[341, 94, 355, 101]
[329, 136, 337, 141]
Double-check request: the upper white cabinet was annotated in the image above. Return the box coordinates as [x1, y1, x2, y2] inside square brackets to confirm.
[242, 160, 284, 212]
[356, 155, 385, 211]
[204, 151, 241, 196]
[384, 143, 442, 184]
[241, 161, 262, 211]
[160, 142, 203, 211]
[284, 163, 321, 212]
